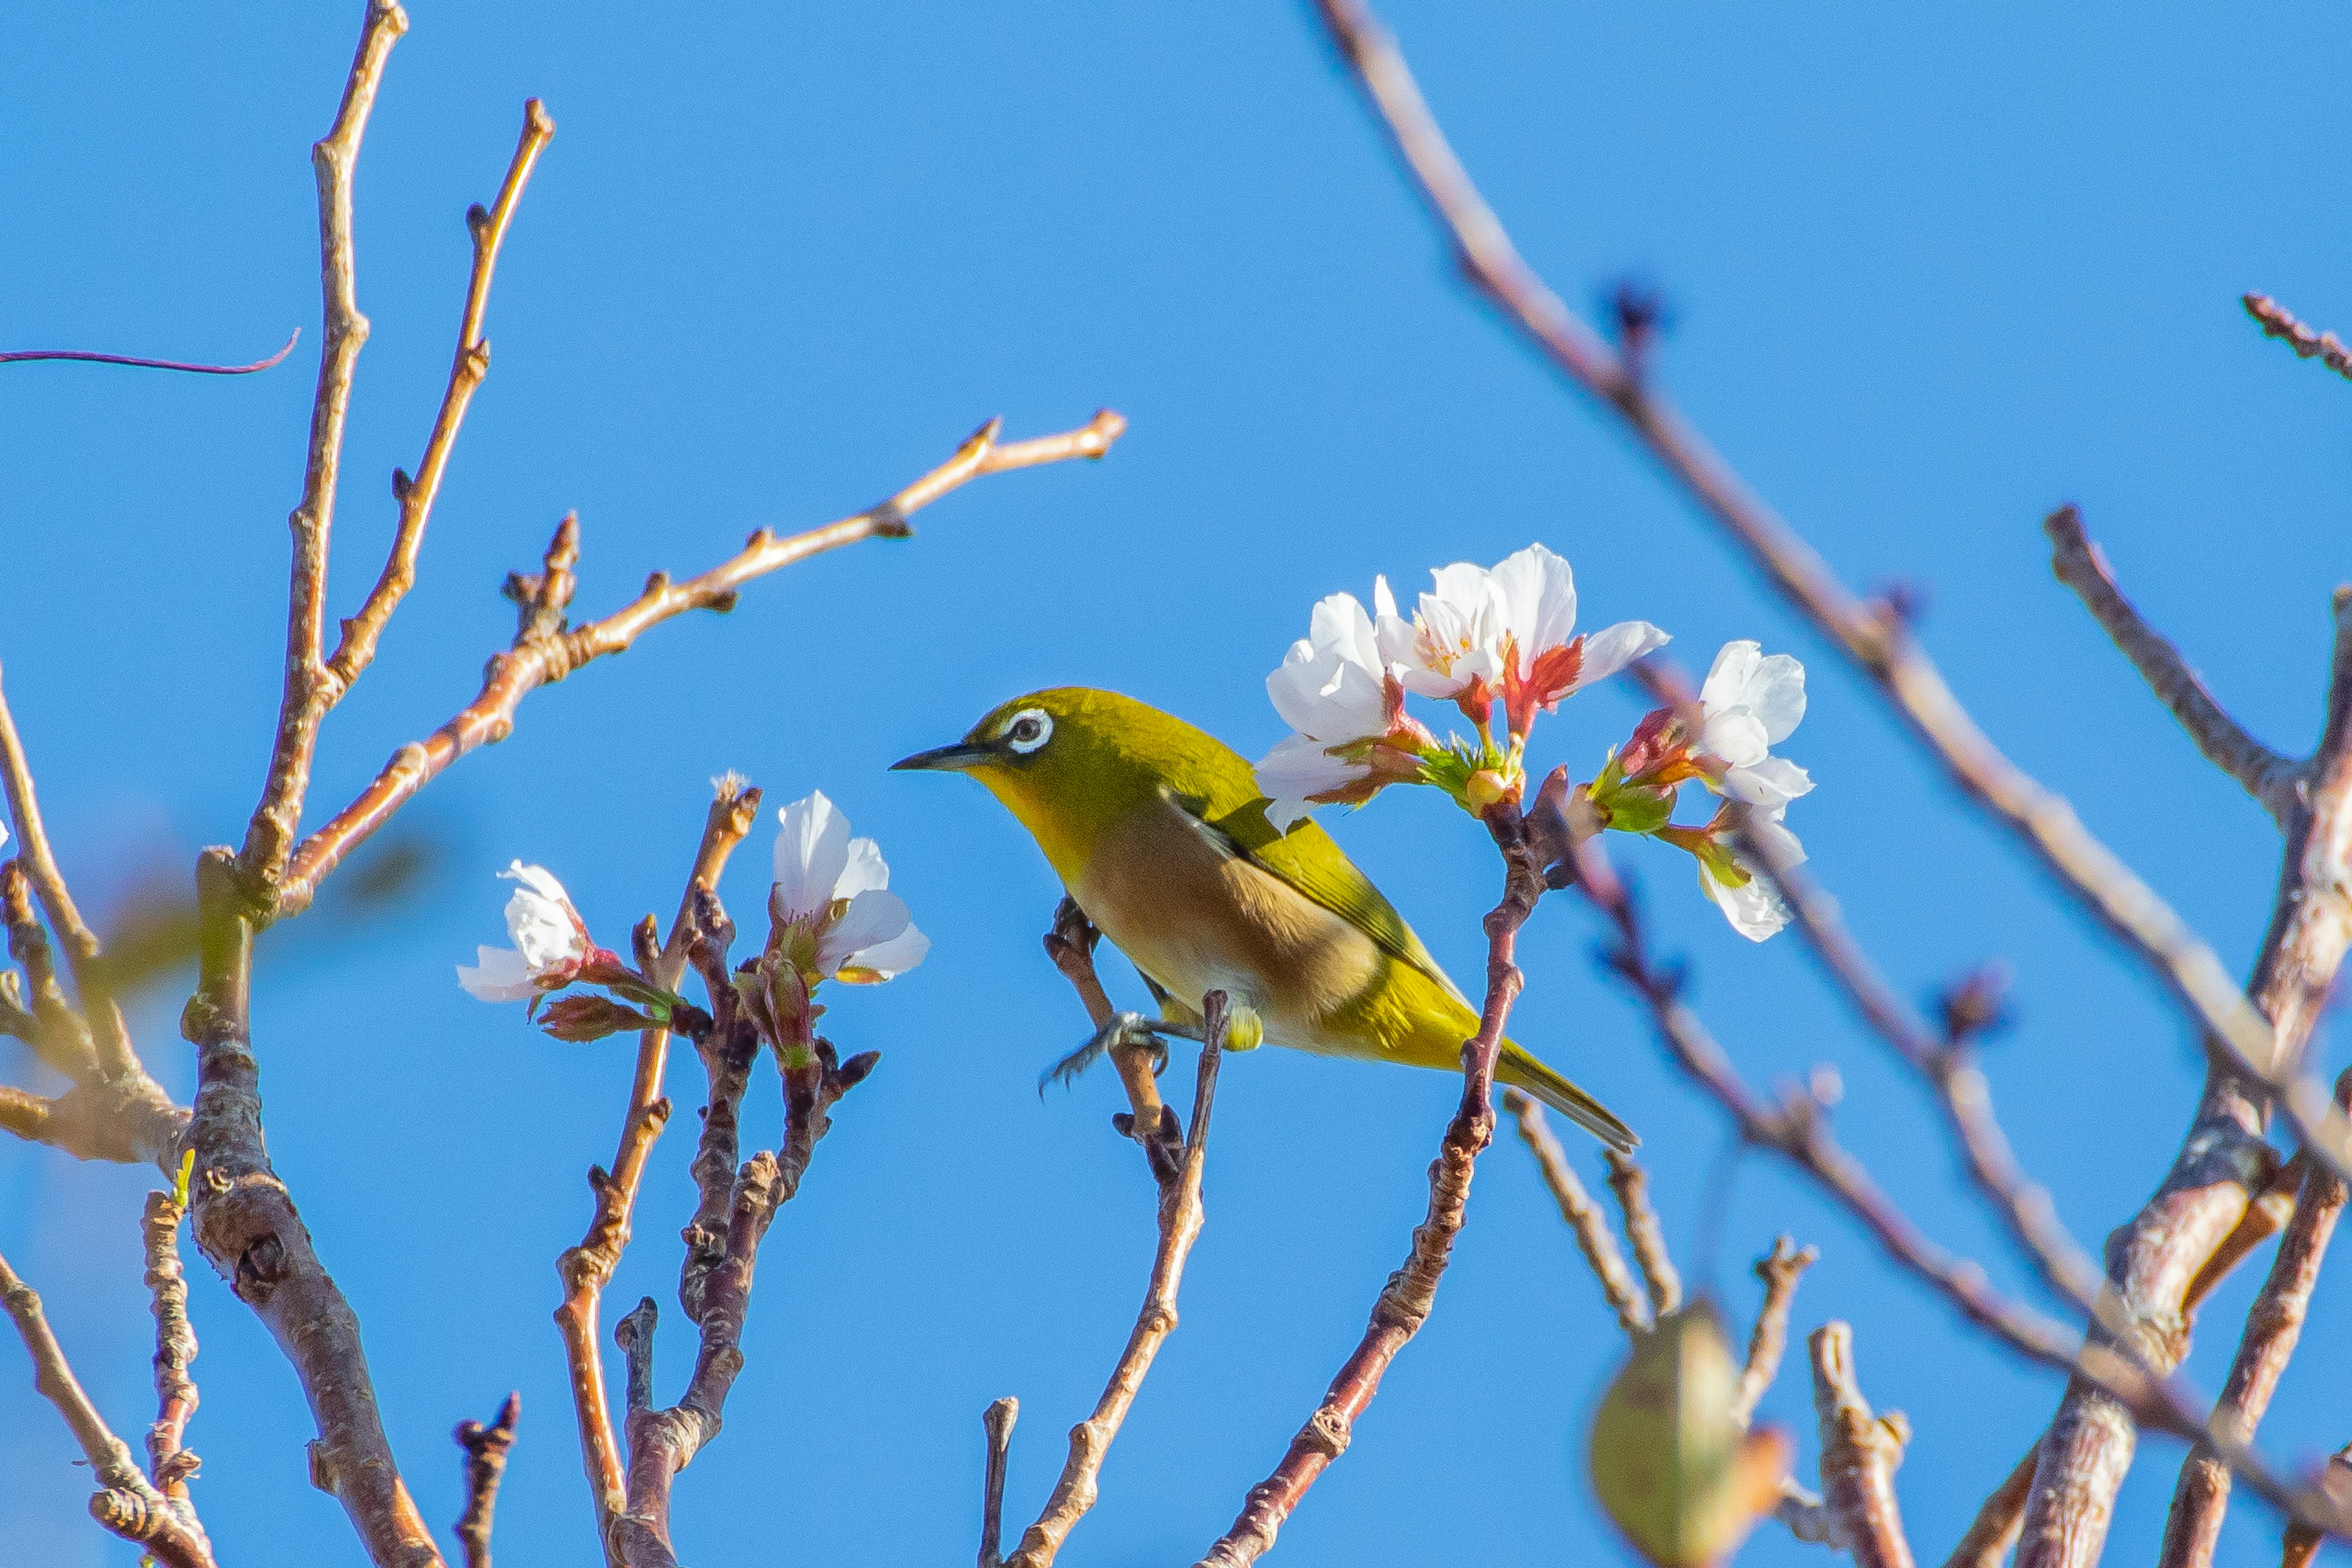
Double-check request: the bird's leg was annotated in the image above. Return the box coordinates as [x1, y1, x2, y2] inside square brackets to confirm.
[1039, 1012, 1194, 1092]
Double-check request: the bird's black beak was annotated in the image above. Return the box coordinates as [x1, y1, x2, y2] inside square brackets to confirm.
[891, 741, 997, 774]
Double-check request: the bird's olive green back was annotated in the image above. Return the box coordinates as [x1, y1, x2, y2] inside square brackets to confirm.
[964, 688, 1465, 1003]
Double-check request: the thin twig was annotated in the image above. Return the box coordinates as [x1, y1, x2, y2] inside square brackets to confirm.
[676, 887, 755, 1332]
[2045, 506, 2300, 822]
[2282, 1446, 2352, 1568]
[609, 1039, 872, 1568]
[454, 1393, 521, 1568]
[0, 1248, 216, 1568]
[1562, 834, 2352, 1546]
[0, 331, 299, 373]
[1194, 807, 1539, 1567]
[1504, 1088, 1646, 1333]
[1943, 1447, 2038, 1568]
[2244, 294, 2352, 385]
[1003, 992, 1227, 1568]
[270, 410, 1125, 921]
[2159, 1071, 2352, 1568]
[1, 858, 92, 1077]
[239, 0, 410, 888]
[554, 777, 761, 1560]
[143, 1191, 203, 1524]
[1604, 1147, 1682, 1319]
[1630, 660, 2112, 1319]
[1734, 1237, 1819, 1427]
[1808, 1324, 1916, 1568]
[320, 99, 557, 701]
[0, 665, 137, 1080]
[980, 1397, 1019, 1568]
[1044, 896, 1181, 1185]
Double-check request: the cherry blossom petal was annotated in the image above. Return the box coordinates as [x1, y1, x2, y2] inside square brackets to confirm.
[1699, 860, 1792, 941]
[1255, 733, 1370, 831]
[1268, 640, 1387, 741]
[499, 862, 585, 971]
[1701, 641, 1763, 713]
[1572, 620, 1672, 692]
[836, 836, 890, 900]
[1702, 709, 1771, 770]
[456, 945, 539, 1002]
[774, 791, 852, 922]
[837, 922, 929, 983]
[1726, 755, 1814, 809]
[1488, 543, 1580, 673]
[1742, 654, 1808, 745]
[815, 889, 912, 976]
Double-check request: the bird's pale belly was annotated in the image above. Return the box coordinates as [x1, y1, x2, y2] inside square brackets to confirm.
[1071, 807, 1387, 1059]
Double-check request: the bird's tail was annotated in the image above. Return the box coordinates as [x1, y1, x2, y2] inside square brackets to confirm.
[1498, 1042, 1638, 1152]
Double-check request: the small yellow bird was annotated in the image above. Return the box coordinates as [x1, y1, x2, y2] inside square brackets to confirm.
[893, 687, 1636, 1150]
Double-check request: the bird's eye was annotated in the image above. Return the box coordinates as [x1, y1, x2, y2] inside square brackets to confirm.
[1005, 709, 1052, 755]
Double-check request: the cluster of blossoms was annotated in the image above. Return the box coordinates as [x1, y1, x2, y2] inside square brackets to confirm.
[1254, 543, 1814, 941]
[459, 790, 925, 1044]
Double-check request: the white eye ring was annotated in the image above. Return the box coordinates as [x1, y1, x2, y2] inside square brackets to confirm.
[1005, 708, 1053, 755]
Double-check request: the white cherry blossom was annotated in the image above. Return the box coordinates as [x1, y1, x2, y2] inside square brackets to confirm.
[770, 791, 928, 984]
[1258, 590, 1431, 830]
[458, 862, 590, 1001]
[1698, 641, 1814, 809]
[1697, 807, 1804, 942]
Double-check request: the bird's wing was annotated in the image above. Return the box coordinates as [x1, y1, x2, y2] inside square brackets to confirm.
[1170, 780, 1474, 1012]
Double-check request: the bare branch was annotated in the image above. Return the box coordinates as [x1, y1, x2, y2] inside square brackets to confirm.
[1194, 808, 1540, 1567]
[453, 1393, 520, 1568]
[1044, 896, 1180, 1185]
[1504, 1088, 1646, 1334]
[555, 777, 761, 1559]
[1604, 1147, 1682, 1319]
[0, 1248, 216, 1568]
[320, 99, 557, 701]
[1308, 0, 2352, 1224]
[2160, 1072, 2352, 1568]
[143, 1191, 204, 1529]
[1003, 992, 1226, 1567]
[2282, 1446, 2352, 1568]
[609, 1039, 871, 1568]
[1808, 1324, 1915, 1568]
[1735, 1237, 1819, 1428]
[0, 666, 135, 1080]
[979, 1397, 1019, 1568]
[239, 0, 410, 888]
[2045, 506, 2299, 821]
[2244, 293, 2352, 385]
[1943, 1447, 2038, 1568]
[1, 858, 92, 1077]
[271, 411, 1125, 919]
[1562, 834, 2352, 1545]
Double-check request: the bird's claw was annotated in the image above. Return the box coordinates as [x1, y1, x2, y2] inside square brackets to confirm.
[1039, 1011, 1186, 1094]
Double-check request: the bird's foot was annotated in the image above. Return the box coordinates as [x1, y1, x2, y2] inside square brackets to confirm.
[1040, 1011, 1186, 1093]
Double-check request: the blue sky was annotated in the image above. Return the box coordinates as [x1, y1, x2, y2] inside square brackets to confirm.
[4, 3, 2350, 1564]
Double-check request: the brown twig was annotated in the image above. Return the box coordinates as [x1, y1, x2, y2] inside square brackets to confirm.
[980, 1396, 1019, 1568]
[1504, 1088, 1646, 1333]
[0, 666, 137, 1082]
[1003, 992, 1227, 1567]
[1193, 808, 1539, 1566]
[675, 886, 756, 1332]
[0, 330, 300, 373]
[1562, 834, 2352, 1544]
[554, 777, 761, 1560]
[270, 410, 1125, 921]
[186, 849, 444, 1568]
[320, 99, 556, 706]
[0, 1248, 216, 1568]
[2282, 1446, 2352, 1568]
[2244, 293, 2352, 385]
[1604, 1147, 1682, 1319]
[143, 1191, 203, 1520]
[2022, 591, 2352, 1567]
[1807, 1324, 1916, 1568]
[609, 1039, 872, 1568]
[454, 1393, 521, 1568]
[1630, 660, 2113, 1319]
[1, 858, 92, 1076]
[2159, 1072, 2352, 1568]
[1943, 1448, 2038, 1568]
[1044, 896, 1181, 1185]
[2046, 507, 2301, 822]
[1735, 1237, 1819, 1427]
[239, 0, 410, 888]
